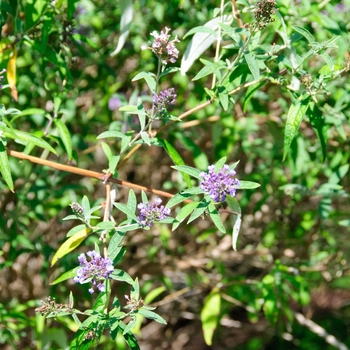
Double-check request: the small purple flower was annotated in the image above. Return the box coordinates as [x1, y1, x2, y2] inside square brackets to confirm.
[200, 164, 240, 202]
[153, 88, 176, 116]
[137, 198, 171, 228]
[335, 3, 346, 13]
[74, 251, 114, 294]
[141, 27, 180, 64]
[108, 96, 122, 111]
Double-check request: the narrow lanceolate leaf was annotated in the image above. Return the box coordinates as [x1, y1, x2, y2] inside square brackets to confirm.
[307, 102, 327, 162]
[292, 25, 315, 43]
[166, 187, 202, 208]
[97, 130, 130, 141]
[172, 165, 202, 180]
[51, 267, 79, 285]
[15, 130, 57, 154]
[181, 15, 233, 75]
[208, 202, 226, 233]
[201, 287, 221, 346]
[320, 52, 334, 71]
[138, 309, 167, 324]
[172, 202, 199, 231]
[110, 0, 133, 56]
[244, 52, 260, 81]
[158, 138, 192, 188]
[132, 72, 156, 94]
[110, 269, 134, 285]
[226, 196, 242, 251]
[238, 180, 260, 189]
[0, 141, 14, 191]
[7, 45, 18, 101]
[187, 197, 211, 224]
[232, 212, 242, 251]
[283, 96, 311, 161]
[51, 227, 91, 266]
[54, 119, 73, 160]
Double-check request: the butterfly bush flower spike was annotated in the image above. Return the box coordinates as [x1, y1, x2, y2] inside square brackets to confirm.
[141, 27, 180, 64]
[153, 88, 177, 116]
[137, 198, 171, 228]
[200, 165, 240, 203]
[74, 251, 114, 294]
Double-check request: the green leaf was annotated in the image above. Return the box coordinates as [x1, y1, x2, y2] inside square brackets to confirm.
[144, 286, 166, 305]
[192, 59, 226, 81]
[307, 102, 327, 162]
[108, 230, 126, 262]
[320, 52, 334, 71]
[14, 130, 57, 154]
[72, 34, 99, 49]
[183, 26, 217, 39]
[54, 119, 73, 160]
[173, 132, 209, 170]
[238, 180, 261, 189]
[51, 228, 91, 266]
[218, 86, 229, 111]
[208, 202, 226, 233]
[138, 309, 167, 324]
[244, 52, 260, 81]
[140, 131, 151, 146]
[157, 138, 192, 188]
[226, 196, 242, 250]
[187, 197, 210, 224]
[181, 15, 233, 75]
[41, 12, 54, 53]
[93, 290, 108, 313]
[214, 157, 227, 171]
[159, 67, 181, 78]
[0, 141, 14, 191]
[172, 165, 202, 180]
[25, 0, 46, 29]
[51, 267, 79, 285]
[132, 72, 156, 94]
[114, 203, 138, 222]
[172, 202, 199, 231]
[116, 322, 140, 349]
[110, 269, 134, 285]
[243, 81, 266, 112]
[201, 287, 221, 346]
[97, 130, 130, 141]
[283, 96, 311, 161]
[110, 0, 133, 56]
[318, 196, 332, 220]
[166, 187, 202, 208]
[292, 25, 315, 43]
[131, 278, 140, 301]
[67, 0, 79, 20]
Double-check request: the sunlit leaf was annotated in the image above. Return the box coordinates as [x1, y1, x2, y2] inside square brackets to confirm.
[111, 0, 133, 56]
[51, 228, 91, 266]
[0, 141, 14, 191]
[201, 287, 221, 346]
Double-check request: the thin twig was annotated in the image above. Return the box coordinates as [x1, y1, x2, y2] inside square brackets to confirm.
[8, 150, 175, 199]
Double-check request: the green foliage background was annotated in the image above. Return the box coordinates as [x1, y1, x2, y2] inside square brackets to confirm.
[0, 0, 349, 349]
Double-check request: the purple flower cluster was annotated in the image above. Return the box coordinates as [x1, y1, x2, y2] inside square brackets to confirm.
[141, 27, 180, 64]
[137, 198, 171, 228]
[153, 88, 177, 115]
[200, 165, 240, 203]
[74, 251, 114, 294]
[108, 96, 122, 111]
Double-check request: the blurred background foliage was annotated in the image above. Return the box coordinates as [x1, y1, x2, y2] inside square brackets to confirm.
[0, 0, 349, 349]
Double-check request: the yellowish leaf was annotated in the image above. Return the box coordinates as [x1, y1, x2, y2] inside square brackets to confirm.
[7, 46, 17, 101]
[51, 227, 91, 266]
